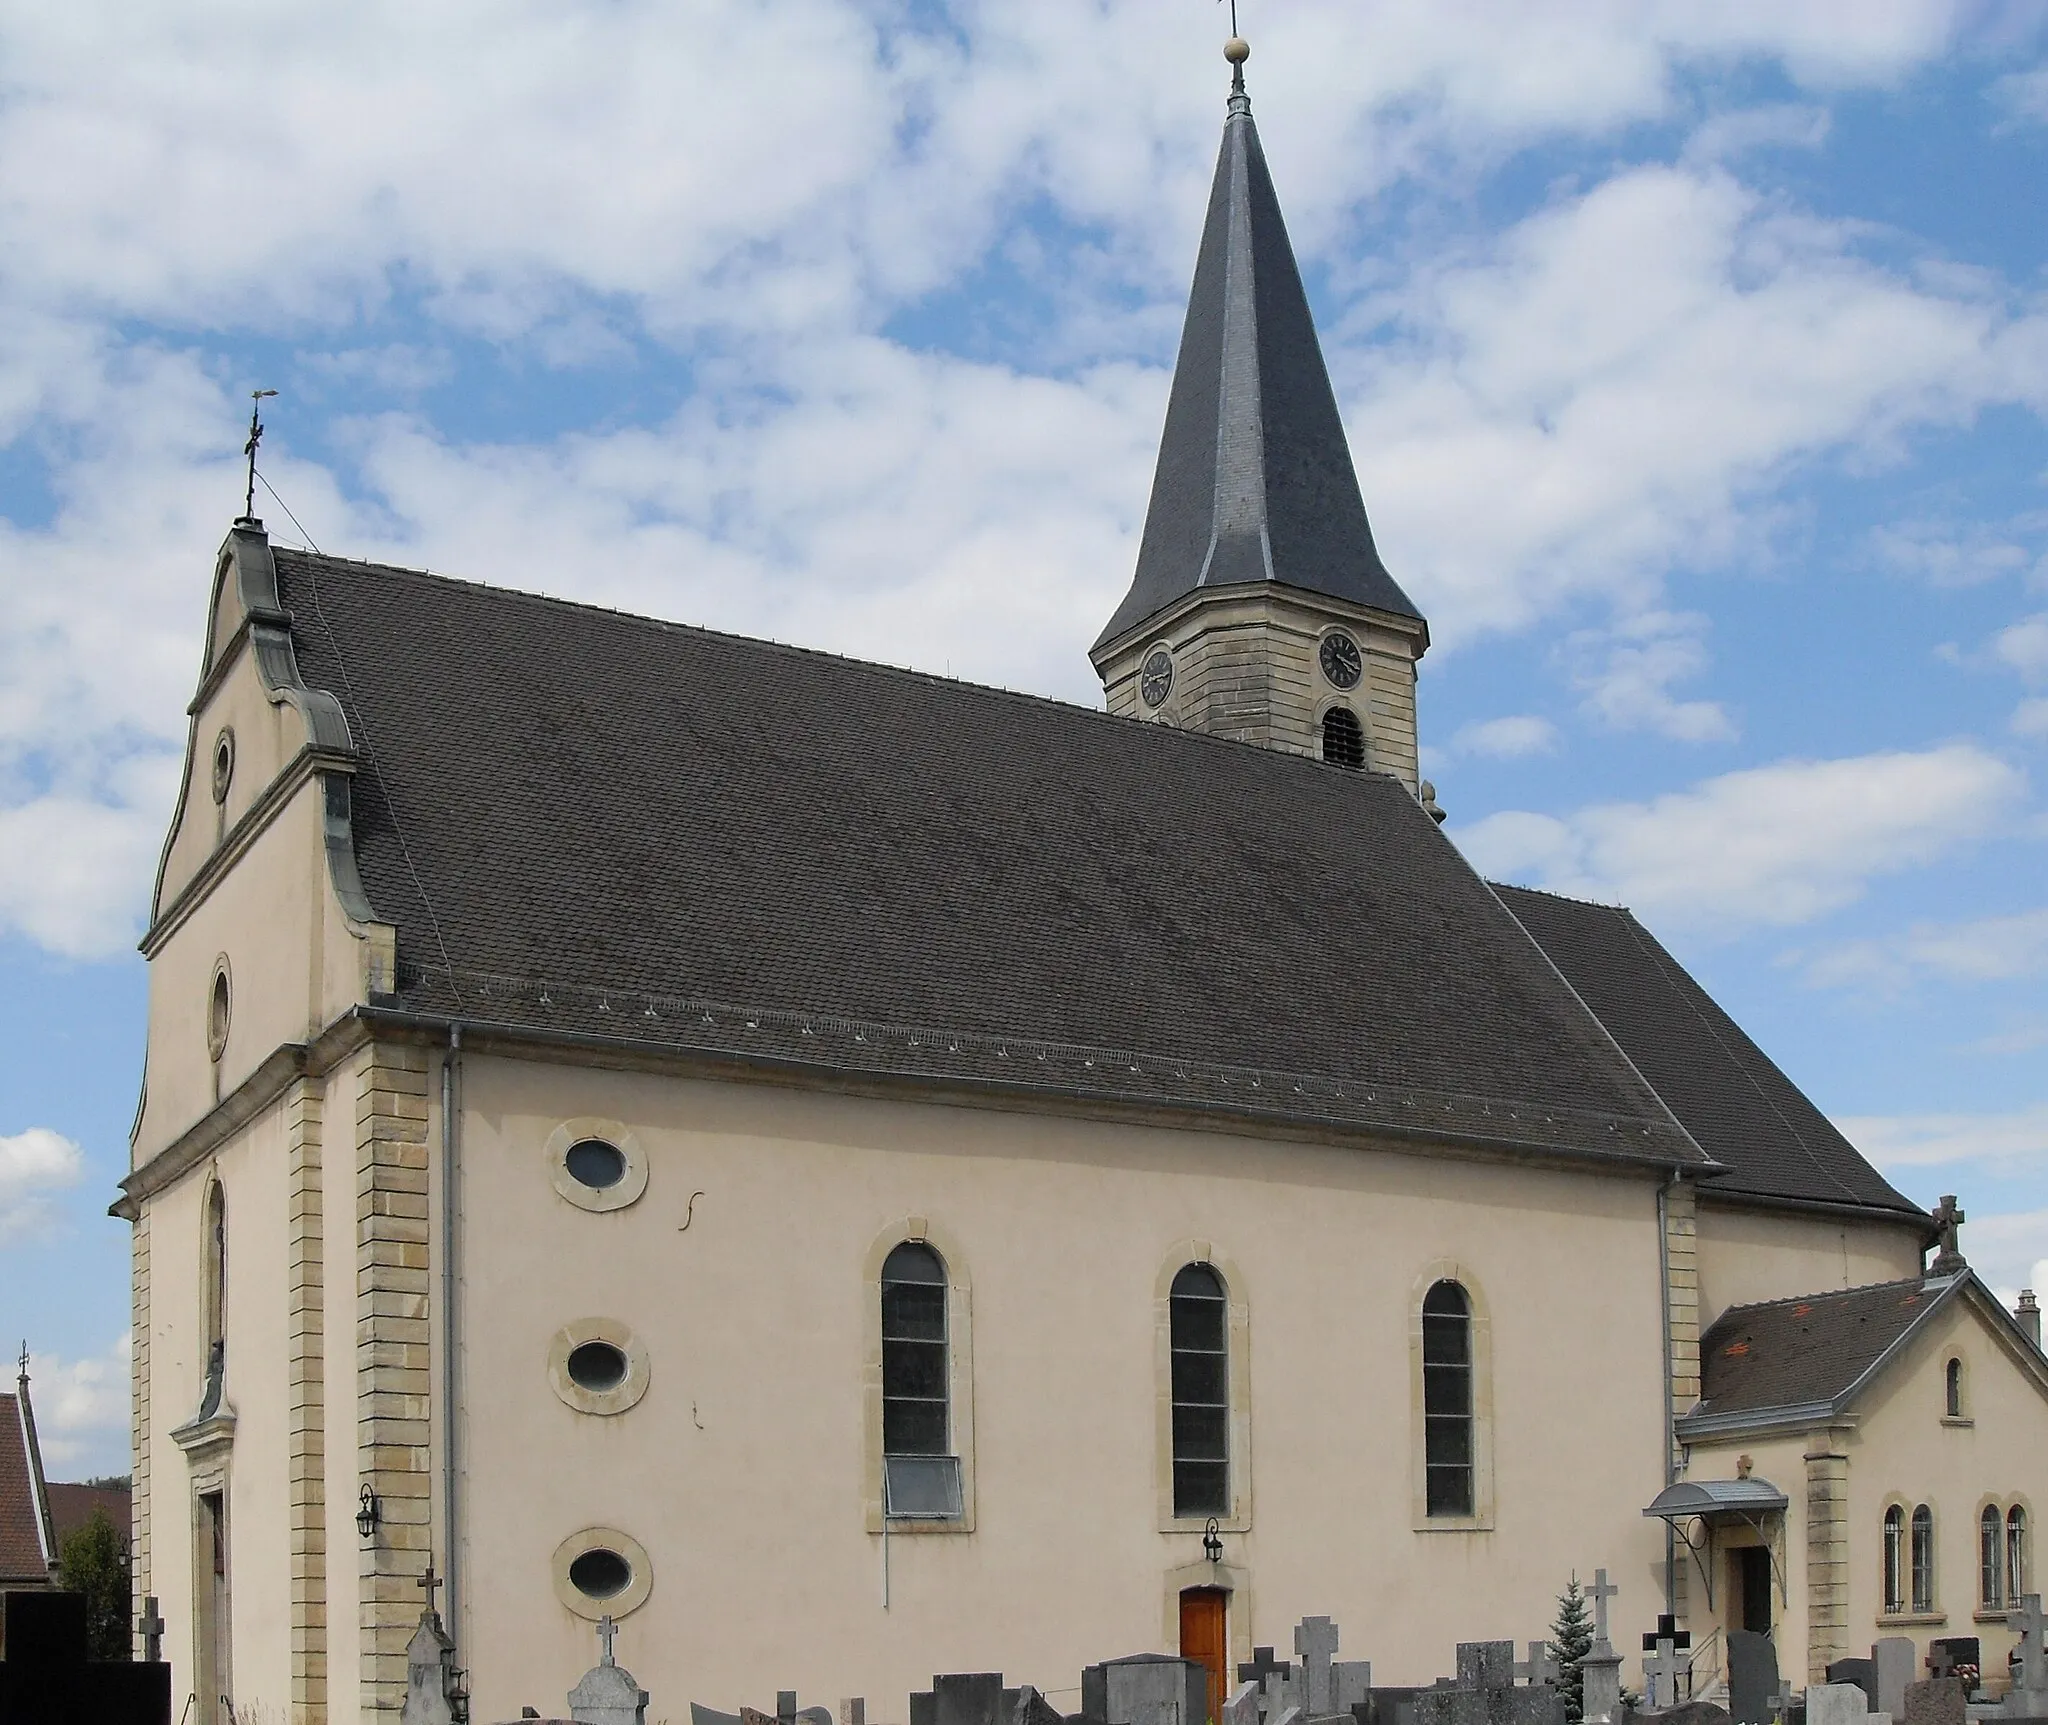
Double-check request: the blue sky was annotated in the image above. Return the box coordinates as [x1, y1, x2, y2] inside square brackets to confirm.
[2, 0, 2045, 1477]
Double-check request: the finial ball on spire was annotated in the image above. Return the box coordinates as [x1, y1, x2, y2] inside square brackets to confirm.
[1224, 36, 1250, 65]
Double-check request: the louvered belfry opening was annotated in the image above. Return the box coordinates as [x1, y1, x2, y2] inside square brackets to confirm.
[1322, 706, 1365, 769]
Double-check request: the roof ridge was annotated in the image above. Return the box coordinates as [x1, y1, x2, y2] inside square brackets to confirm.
[1710, 1275, 1929, 1324]
[269, 546, 1423, 786]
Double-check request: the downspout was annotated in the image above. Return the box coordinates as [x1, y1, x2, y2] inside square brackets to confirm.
[442, 1026, 464, 1641]
[1658, 1176, 1676, 1617]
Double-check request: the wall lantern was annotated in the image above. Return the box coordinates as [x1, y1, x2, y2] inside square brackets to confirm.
[357, 1485, 381, 1541]
[1202, 1517, 1223, 1564]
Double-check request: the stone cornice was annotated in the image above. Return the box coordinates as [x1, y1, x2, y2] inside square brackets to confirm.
[113, 1013, 374, 1216]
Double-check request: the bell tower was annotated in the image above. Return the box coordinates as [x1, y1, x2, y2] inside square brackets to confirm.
[1093, 36, 1429, 786]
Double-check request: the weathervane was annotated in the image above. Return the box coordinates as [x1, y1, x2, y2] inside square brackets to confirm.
[242, 388, 278, 521]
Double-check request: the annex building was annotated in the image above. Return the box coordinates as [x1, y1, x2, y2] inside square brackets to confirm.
[117, 46, 2047, 1725]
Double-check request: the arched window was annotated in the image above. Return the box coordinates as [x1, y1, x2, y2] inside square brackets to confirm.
[1946, 1358, 1964, 1418]
[881, 1243, 947, 1457]
[1422, 1280, 1475, 1517]
[1883, 1506, 1906, 1614]
[1169, 1263, 1229, 1517]
[1911, 1505, 1936, 1614]
[1321, 706, 1365, 770]
[880, 1241, 961, 1520]
[199, 1180, 228, 1418]
[2011, 1507, 2030, 1603]
[1984, 1506, 2006, 1610]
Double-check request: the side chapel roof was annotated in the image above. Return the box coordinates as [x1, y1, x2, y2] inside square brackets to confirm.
[1493, 885, 1922, 1221]
[1094, 77, 1422, 651]
[267, 544, 1696, 1171]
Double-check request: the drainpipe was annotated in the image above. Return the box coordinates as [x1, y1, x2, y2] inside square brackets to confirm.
[442, 1026, 464, 1641]
[1658, 1176, 1677, 1617]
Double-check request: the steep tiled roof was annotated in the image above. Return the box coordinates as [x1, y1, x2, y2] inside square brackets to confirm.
[0, 1392, 52, 1584]
[267, 545, 1704, 1170]
[1096, 84, 1420, 650]
[1691, 1278, 1945, 1419]
[1494, 885, 1921, 1220]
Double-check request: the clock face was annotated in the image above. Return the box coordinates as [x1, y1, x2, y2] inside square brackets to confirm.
[1140, 648, 1175, 709]
[1319, 631, 1363, 689]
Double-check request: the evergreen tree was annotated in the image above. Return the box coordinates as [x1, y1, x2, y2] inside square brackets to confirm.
[56, 1506, 131, 1661]
[1552, 1573, 1594, 1724]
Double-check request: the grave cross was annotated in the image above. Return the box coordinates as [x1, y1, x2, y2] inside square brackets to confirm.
[1769, 1681, 1797, 1724]
[597, 1612, 618, 1666]
[1239, 1649, 1292, 1688]
[1516, 1644, 1560, 1688]
[136, 1594, 165, 1664]
[1642, 1618, 1691, 1711]
[1296, 1617, 1340, 1716]
[1926, 1647, 1959, 1682]
[1586, 1572, 1619, 1649]
[2012, 1594, 2047, 1691]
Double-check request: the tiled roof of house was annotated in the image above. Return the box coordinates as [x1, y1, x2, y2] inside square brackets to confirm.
[46, 1483, 129, 1549]
[260, 543, 1707, 1170]
[1692, 1277, 1940, 1418]
[0, 1392, 52, 1584]
[1493, 885, 1922, 1220]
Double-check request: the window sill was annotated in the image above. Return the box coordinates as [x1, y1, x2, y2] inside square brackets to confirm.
[1941, 1416, 1975, 1429]
[1157, 1511, 1252, 1537]
[1976, 1610, 2014, 1624]
[1877, 1613, 1947, 1628]
[1413, 1515, 1497, 1534]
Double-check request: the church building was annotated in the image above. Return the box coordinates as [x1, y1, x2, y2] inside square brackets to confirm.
[117, 39, 2047, 1725]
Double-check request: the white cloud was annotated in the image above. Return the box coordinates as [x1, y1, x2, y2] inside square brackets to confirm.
[1450, 715, 1560, 759]
[1992, 65, 2048, 126]
[0, 1128, 84, 1241]
[1870, 518, 2043, 587]
[2015, 697, 2048, 740]
[1964, 1209, 2048, 1308]
[25, 1334, 130, 1475]
[1837, 1105, 2048, 1170]
[1453, 742, 2020, 929]
[1798, 906, 2048, 991]
[1997, 612, 2048, 680]
[1566, 610, 1736, 741]
[1682, 104, 1832, 165]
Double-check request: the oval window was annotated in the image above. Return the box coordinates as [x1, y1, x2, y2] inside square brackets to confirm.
[568, 1547, 632, 1600]
[564, 1139, 626, 1190]
[567, 1340, 628, 1393]
[208, 967, 232, 1060]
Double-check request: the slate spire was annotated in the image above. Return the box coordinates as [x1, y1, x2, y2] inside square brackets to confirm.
[1095, 58, 1422, 650]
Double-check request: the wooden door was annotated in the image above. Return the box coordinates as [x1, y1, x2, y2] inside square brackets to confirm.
[1180, 1587, 1229, 1725]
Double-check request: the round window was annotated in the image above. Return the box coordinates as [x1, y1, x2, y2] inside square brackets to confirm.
[567, 1340, 628, 1393]
[568, 1546, 632, 1600]
[211, 729, 236, 804]
[564, 1139, 626, 1190]
[207, 964, 232, 1061]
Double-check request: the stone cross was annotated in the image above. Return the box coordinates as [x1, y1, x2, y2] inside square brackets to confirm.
[1587, 1571, 1619, 1650]
[1296, 1617, 1340, 1717]
[136, 1595, 165, 1664]
[419, 1561, 443, 1617]
[1643, 1640, 1686, 1710]
[1224, 1683, 1262, 1725]
[1517, 1644, 1560, 1687]
[1929, 1195, 1967, 1274]
[2012, 1595, 2048, 1697]
[598, 1615, 619, 1666]
[1771, 1681, 1797, 1724]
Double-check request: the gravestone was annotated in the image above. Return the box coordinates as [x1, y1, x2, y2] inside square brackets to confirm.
[0, 1590, 172, 1725]
[1640, 1704, 1732, 1725]
[1014, 1688, 1064, 1725]
[1901, 1680, 1964, 1725]
[1642, 1619, 1692, 1712]
[1241, 1653, 1293, 1691]
[1225, 1682, 1262, 1725]
[1291, 1614, 1370, 1723]
[1366, 1690, 1428, 1725]
[1872, 1642, 1915, 1723]
[567, 1614, 648, 1725]
[1082, 1656, 1208, 1725]
[1804, 1684, 1885, 1725]
[1825, 1663, 1877, 1712]
[1416, 1641, 1565, 1725]
[1581, 1571, 1626, 1725]
[1728, 1630, 1779, 1725]
[1924, 1642, 1978, 1697]
[2012, 1595, 2048, 1714]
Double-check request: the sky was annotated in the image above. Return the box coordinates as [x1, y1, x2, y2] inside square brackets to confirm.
[2, 0, 2046, 1479]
